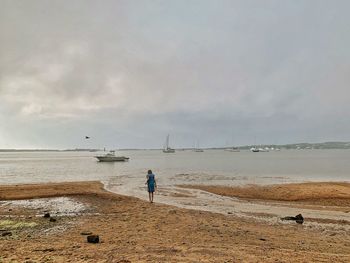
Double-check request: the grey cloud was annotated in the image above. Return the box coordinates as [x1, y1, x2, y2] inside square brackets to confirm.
[1, 0, 350, 148]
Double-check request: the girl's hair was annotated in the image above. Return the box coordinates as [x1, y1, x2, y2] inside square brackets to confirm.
[148, 170, 152, 174]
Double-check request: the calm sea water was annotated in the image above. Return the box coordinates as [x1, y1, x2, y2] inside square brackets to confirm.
[0, 149, 349, 188]
[2, 150, 350, 225]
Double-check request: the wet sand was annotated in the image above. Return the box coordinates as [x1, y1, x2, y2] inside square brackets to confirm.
[0, 181, 350, 262]
[180, 182, 350, 208]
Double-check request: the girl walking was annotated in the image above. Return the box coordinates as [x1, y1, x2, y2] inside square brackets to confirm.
[146, 170, 157, 203]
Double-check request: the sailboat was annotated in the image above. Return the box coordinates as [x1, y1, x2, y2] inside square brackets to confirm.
[193, 140, 204, 152]
[250, 136, 261, 152]
[163, 134, 175, 153]
[224, 137, 240, 152]
[225, 147, 240, 152]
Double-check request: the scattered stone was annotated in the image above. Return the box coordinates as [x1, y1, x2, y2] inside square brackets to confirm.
[49, 218, 57, 222]
[81, 231, 93, 235]
[43, 213, 50, 218]
[87, 235, 99, 243]
[281, 214, 304, 224]
[259, 238, 266, 241]
[227, 212, 233, 214]
[1, 231, 12, 237]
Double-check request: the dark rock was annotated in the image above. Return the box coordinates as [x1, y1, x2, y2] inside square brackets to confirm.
[87, 235, 99, 243]
[259, 238, 266, 241]
[281, 214, 304, 224]
[227, 212, 233, 214]
[1, 231, 12, 236]
[80, 231, 93, 235]
[49, 218, 57, 222]
[43, 213, 50, 218]
[295, 214, 304, 224]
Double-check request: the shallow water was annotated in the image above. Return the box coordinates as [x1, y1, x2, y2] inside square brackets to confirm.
[0, 197, 88, 216]
[1, 149, 350, 186]
[1, 149, 349, 227]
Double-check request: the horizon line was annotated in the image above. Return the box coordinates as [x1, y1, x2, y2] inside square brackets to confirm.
[1, 140, 350, 152]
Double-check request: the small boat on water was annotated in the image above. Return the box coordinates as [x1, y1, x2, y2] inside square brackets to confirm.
[163, 134, 175, 153]
[163, 148, 175, 153]
[225, 147, 240, 152]
[193, 140, 204, 152]
[250, 147, 260, 152]
[250, 147, 268, 152]
[194, 148, 204, 152]
[259, 147, 269, 152]
[95, 151, 129, 162]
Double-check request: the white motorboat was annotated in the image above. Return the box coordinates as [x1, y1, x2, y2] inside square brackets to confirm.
[259, 147, 269, 152]
[95, 151, 129, 162]
[250, 147, 260, 152]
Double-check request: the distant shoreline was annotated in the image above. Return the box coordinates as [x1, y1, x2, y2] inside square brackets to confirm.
[1, 141, 350, 152]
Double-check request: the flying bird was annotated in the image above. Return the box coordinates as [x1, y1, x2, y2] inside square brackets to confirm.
[85, 136, 90, 139]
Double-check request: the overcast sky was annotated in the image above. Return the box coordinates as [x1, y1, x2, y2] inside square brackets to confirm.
[1, 0, 350, 149]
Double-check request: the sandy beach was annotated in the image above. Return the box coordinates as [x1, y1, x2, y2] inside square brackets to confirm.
[0, 181, 350, 262]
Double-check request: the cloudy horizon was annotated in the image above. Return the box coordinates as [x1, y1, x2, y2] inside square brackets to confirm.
[1, 0, 350, 149]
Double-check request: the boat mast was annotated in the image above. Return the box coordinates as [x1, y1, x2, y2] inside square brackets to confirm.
[165, 134, 170, 149]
